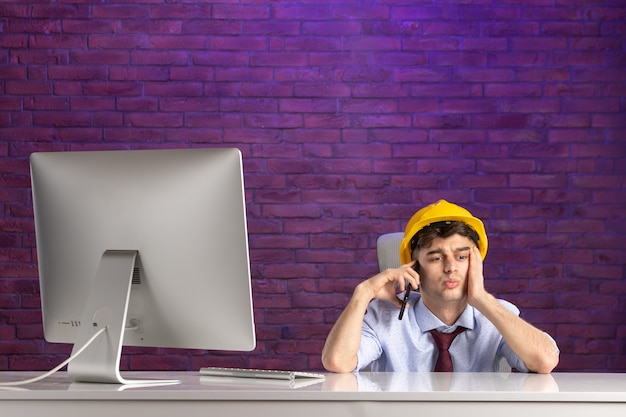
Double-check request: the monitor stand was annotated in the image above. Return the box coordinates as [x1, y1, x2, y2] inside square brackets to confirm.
[67, 250, 179, 385]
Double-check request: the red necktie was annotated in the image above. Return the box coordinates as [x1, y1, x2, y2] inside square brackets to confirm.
[429, 327, 466, 372]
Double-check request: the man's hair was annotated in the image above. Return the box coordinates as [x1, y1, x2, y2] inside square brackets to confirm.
[409, 221, 480, 259]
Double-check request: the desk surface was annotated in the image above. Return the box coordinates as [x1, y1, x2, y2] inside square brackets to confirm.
[2, 372, 625, 417]
[1, 371, 625, 402]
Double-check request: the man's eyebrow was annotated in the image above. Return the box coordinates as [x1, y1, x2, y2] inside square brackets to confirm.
[425, 247, 471, 256]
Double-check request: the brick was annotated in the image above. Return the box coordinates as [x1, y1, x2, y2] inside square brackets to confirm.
[125, 113, 183, 128]
[442, 99, 499, 114]
[417, 158, 475, 174]
[0, 66, 27, 81]
[309, 52, 369, 66]
[10, 49, 66, 65]
[430, 129, 487, 143]
[338, 68, 393, 83]
[185, 113, 241, 129]
[92, 5, 150, 19]
[431, 52, 487, 67]
[284, 37, 342, 52]
[345, 36, 400, 51]
[473, 114, 531, 129]
[243, 113, 302, 129]
[463, 37, 508, 51]
[88, 35, 147, 50]
[164, 128, 221, 143]
[542, 22, 601, 37]
[282, 129, 339, 144]
[592, 114, 626, 128]
[573, 68, 626, 82]
[340, 98, 397, 114]
[220, 98, 278, 113]
[274, 5, 331, 20]
[395, 68, 450, 82]
[550, 51, 606, 67]
[7, 18, 61, 35]
[185, 19, 241, 36]
[212, 4, 270, 20]
[150, 5, 212, 20]
[302, 21, 363, 36]
[476, 189, 534, 204]
[102, 128, 162, 143]
[33, 112, 92, 127]
[563, 98, 620, 113]
[452, 174, 508, 189]
[484, 83, 542, 97]
[572, 143, 626, 158]
[295, 83, 351, 98]
[149, 36, 207, 50]
[0, 4, 29, 18]
[456, 68, 512, 82]
[278, 98, 334, 113]
[48, 65, 106, 80]
[250, 52, 308, 67]
[1, 35, 27, 53]
[131, 51, 190, 66]
[510, 174, 568, 188]
[571, 37, 621, 51]
[404, 37, 460, 51]
[22, 96, 69, 111]
[275, 68, 332, 83]
[216, 68, 273, 82]
[243, 21, 301, 36]
[70, 51, 128, 66]
[63, 19, 117, 35]
[424, 21, 479, 36]
[571, 175, 625, 189]
[83, 81, 142, 96]
[144, 82, 204, 97]
[353, 114, 411, 128]
[332, 6, 389, 20]
[55, 128, 103, 143]
[5, 81, 51, 95]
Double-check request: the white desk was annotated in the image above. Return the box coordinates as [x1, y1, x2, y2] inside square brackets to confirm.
[1, 372, 624, 417]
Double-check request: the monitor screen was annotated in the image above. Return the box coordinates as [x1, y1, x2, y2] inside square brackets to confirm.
[30, 148, 256, 384]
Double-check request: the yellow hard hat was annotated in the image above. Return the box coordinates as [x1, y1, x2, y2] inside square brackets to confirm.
[399, 200, 488, 264]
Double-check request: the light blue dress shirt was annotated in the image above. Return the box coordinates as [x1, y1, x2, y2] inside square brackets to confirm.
[356, 292, 530, 372]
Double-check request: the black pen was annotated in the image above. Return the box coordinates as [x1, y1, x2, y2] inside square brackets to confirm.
[398, 284, 412, 320]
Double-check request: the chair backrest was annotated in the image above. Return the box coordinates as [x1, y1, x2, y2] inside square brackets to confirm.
[376, 232, 405, 272]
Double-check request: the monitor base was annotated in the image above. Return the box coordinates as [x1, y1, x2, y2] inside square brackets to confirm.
[67, 250, 177, 385]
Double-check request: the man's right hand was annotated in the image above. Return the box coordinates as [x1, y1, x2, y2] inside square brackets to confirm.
[358, 261, 420, 308]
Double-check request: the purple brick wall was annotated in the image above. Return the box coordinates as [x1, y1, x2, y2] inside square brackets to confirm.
[0, 1, 625, 373]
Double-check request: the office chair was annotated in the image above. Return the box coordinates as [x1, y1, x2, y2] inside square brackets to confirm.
[376, 232, 405, 272]
[375, 232, 512, 372]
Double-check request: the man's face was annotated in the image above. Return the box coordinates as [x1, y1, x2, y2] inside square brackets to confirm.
[413, 233, 475, 304]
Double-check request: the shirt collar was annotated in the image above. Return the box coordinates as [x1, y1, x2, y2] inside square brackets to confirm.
[415, 295, 475, 333]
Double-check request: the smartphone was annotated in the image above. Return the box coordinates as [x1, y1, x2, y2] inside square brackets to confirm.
[398, 284, 411, 320]
[398, 262, 420, 320]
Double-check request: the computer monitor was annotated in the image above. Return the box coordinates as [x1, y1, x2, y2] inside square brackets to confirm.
[30, 148, 256, 385]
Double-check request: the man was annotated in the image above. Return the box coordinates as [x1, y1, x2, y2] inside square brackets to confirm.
[322, 200, 559, 374]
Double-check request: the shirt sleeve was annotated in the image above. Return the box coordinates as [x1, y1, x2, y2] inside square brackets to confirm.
[494, 299, 560, 373]
[355, 307, 384, 371]
[498, 340, 529, 372]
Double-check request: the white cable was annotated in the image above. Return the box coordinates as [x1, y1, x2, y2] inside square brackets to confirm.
[0, 326, 109, 387]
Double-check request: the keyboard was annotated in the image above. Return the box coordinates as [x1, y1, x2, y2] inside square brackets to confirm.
[199, 367, 325, 382]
